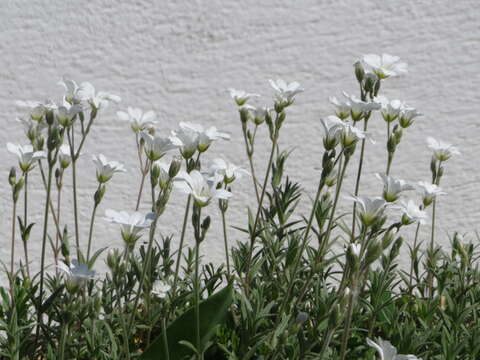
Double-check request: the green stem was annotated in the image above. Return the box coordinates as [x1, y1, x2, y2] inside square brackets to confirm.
[36, 161, 54, 344]
[291, 154, 350, 311]
[86, 183, 101, 261]
[194, 240, 202, 359]
[68, 129, 81, 258]
[23, 172, 30, 278]
[162, 318, 170, 360]
[127, 210, 160, 334]
[220, 206, 231, 278]
[339, 291, 355, 360]
[244, 121, 280, 290]
[10, 199, 17, 279]
[427, 199, 437, 297]
[172, 195, 192, 295]
[242, 124, 260, 203]
[351, 119, 369, 242]
[318, 327, 336, 360]
[409, 223, 421, 294]
[55, 171, 63, 273]
[59, 323, 68, 360]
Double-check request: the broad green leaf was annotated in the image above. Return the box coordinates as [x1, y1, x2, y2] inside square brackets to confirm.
[140, 283, 233, 360]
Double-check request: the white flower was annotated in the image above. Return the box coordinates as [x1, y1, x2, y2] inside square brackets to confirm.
[17, 117, 47, 141]
[320, 115, 345, 149]
[209, 158, 249, 184]
[58, 77, 81, 104]
[141, 132, 178, 161]
[76, 82, 121, 110]
[16, 99, 58, 121]
[341, 123, 366, 147]
[7, 143, 46, 172]
[117, 107, 157, 132]
[399, 105, 422, 128]
[174, 170, 232, 207]
[375, 96, 403, 123]
[152, 280, 171, 298]
[362, 54, 408, 79]
[105, 209, 155, 245]
[269, 79, 304, 104]
[228, 88, 259, 106]
[329, 96, 351, 120]
[346, 195, 387, 226]
[58, 144, 72, 169]
[172, 122, 230, 154]
[415, 181, 446, 207]
[426, 137, 460, 161]
[342, 92, 381, 121]
[376, 173, 414, 202]
[57, 259, 95, 291]
[56, 102, 83, 127]
[92, 154, 126, 183]
[396, 199, 428, 225]
[246, 105, 270, 125]
[367, 337, 421, 360]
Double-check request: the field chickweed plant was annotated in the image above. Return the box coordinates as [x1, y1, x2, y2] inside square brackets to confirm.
[1, 54, 478, 360]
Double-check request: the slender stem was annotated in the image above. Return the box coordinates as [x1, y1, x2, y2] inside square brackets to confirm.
[127, 209, 161, 333]
[292, 154, 350, 309]
[409, 223, 421, 294]
[244, 122, 280, 289]
[242, 125, 260, 203]
[172, 195, 192, 295]
[318, 327, 336, 360]
[36, 162, 54, 343]
[38, 162, 64, 244]
[428, 200, 437, 297]
[55, 171, 63, 272]
[10, 200, 17, 279]
[68, 129, 81, 258]
[339, 291, 355, 360]
[114, 281, 131, 359]
[351, 119, 369, 242]
[59, 323, 68, 360]
[194, 240, 202, 360]
[23, 172, 30, 278]
[220, 206, 231, 278]
[135, 165, 149, 211]
[161, 318, 170, 360]
[86, 183, 101, 261]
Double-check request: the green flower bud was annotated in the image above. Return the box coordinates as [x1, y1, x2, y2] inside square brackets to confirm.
[8, 167, 16, 186]
[354, 61, 365, 83]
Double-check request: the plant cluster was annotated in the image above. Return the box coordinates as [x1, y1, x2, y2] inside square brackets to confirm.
[1, 54, 478, 360]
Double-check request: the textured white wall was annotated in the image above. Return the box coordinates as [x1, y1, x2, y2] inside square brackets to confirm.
[1, 0, 479, 279]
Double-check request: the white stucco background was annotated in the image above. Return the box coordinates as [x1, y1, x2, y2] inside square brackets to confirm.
[0, 0, 479, 280]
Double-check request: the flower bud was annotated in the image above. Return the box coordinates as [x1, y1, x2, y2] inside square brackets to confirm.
[45, 109, 55, 125]
[169, 157, 182, 178]
[365, 240, 382, 266]
[389, 236, 403, 261]
[387, 135, 397, 153]
[354, 61, 365, 83]
[393, 126, 403, 145]
[13, 177, 25, 202]
[373, 78, 381, 96]
[239, 107, 250, 124]
[94, 185, 106, 205]
[201, 216, 211, 232]
[8, 167, 16, 186]
[61, 228, 70, 259]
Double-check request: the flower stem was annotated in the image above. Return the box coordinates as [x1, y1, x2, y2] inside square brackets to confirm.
[409, 222, 421, 294]
[339, 291, 355, 360]
[194, 240, 202, 360]
[244, 120, 280, 291]
[351, 118, 369, 242]
[172, 194, 192, 296]
[161, 318, 170, 360]
[68, 129, 81, 258]
[220, 206, 231, 278]
[242, 124, 260, 203]
[55, 170, 63, 273]
[36, 160, 54, 344]
[22, 172, 31, 278]
[86, 183, 101, 261]
[10, 199, 17, 280]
